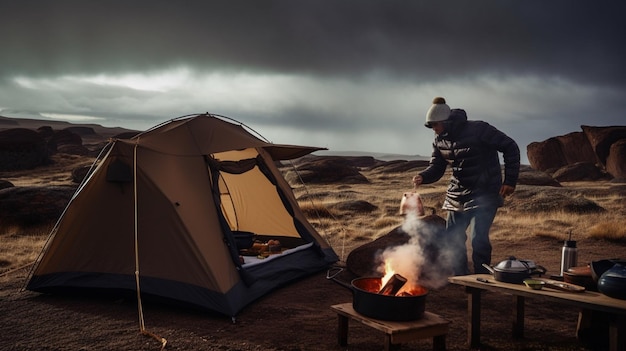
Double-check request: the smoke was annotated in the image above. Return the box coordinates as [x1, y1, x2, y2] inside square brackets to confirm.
[377, 212, 454, 289]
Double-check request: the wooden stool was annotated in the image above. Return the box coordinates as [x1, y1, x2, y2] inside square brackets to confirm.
[331, 303, 449, 351]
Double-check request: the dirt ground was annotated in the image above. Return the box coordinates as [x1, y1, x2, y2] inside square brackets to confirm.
[0, 120, 625, 350]
[1, 236, 624, 351]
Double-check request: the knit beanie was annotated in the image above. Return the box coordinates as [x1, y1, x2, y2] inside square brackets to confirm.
[425, 97, 451, 128]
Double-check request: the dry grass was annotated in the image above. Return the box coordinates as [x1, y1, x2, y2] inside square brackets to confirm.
[587, 221, 626, 241]
[1, 157, 625, 274]
[0, 153, 92, 186]
[293, 167, 626, 262]
[0, 224, 51, 279]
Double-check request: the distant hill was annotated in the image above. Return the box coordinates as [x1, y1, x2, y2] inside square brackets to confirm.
[0, 115, 138, 142]
[314, 150, 428, 162]
[0, 114, 428, 161]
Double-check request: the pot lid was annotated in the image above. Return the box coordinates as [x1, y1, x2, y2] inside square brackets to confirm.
[494, 256, 530, 272]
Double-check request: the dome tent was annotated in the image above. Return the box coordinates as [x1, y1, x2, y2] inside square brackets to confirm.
[26, 113, 338, 318]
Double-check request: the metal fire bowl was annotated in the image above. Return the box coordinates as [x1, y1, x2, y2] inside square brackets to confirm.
[350, 277, 428, 321]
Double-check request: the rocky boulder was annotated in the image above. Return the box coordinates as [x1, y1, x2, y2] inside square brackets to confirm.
[556, 131, 597, 165]
[329, 200, 377, 213]
[0, 186, 76, 226]
[508, 187, 605, 214]
[0, 128, 51, 171]
[552, 162, 610, 182]
[517, 166, 561, 187]
[43, 129, 88, 155]
[346, 225, 410, 277]
[528, 125, 626, 180]
[581, 125, 626, 165]
[606, 139, 626, 180]
[64, 126, 97, 137]
[527, 137, 567, 172]
[284, 157, 369, 184]
[345, 214, 449, 286]
[291, 155, 384, 169]
[71, 166, 92, 183]
[57, 144, 90, 156]
[36, 126, 55, 138]
[370, 160, 431, 173]
[50, 129, 82, 147]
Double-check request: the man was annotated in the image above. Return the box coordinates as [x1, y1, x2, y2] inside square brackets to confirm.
[412, 97, 520, 275]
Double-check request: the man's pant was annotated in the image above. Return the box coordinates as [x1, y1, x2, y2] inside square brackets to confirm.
[445, 206, 498, 275]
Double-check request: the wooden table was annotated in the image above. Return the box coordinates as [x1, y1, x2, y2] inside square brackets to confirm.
[331, 303, 450, 351]
[448, 274, 626, 350]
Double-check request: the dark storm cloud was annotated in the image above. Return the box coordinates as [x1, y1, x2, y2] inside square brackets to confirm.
[1, 0, 625, 162]
[1, 0, 625, 86]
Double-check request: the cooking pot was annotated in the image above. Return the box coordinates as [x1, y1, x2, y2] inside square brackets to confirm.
[598, 261, 626, 300]
[328, 269, 428, 321]
[482, 257, 547, 284]
[590, 259, 623, 282]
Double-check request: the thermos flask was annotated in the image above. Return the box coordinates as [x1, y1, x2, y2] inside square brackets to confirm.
[560, 231, 577, 276]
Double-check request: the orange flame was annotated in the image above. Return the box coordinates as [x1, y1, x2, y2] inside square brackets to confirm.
[381, 257, 426, 296]
[381, 259, 396, 287]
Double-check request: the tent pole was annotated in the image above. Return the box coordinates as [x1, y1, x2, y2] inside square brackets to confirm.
[132, 142, 145, 331]
[132, 141, 167, 350]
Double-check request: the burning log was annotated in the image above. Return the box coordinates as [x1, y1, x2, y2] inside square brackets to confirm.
[378, 273, 407, 296]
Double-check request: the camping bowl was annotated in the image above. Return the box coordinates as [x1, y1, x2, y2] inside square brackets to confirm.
[564, 266, 597, 291]
[523, 279, 546, 290]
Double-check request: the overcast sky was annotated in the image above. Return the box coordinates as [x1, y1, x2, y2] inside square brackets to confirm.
[1, 1, 625, 164]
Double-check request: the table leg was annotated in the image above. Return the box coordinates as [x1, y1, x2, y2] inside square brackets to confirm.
[466, 286, 482, 348]
[383, 334, 391, 351]
[337, 314, 348, 346]
[384, 334, 402, 351]
[609, 314, 625, 351]
[512, 295, 525, 339]
[433, 334, 446, 351]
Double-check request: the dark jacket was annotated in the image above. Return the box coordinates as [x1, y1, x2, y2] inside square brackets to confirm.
[419, 109, 520, 212]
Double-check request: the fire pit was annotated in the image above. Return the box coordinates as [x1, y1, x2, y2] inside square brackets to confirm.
[351, 276, 428, 321]
[330, 270, 428, 321]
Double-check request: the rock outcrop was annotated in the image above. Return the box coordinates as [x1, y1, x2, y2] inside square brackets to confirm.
[606, 139, 626, 182]
[0, 128, 51, 171]
[527, 137, 568, 172]
[346, 214, 446, 277]
[527, 125, 626, 180]
[0, 186, 75, 226]
[47, 129, 84, 154]
[0, 126, 97, 170]
[581, 125, 626, 165]
[284, 157, 369, 184]
[329, 200, 377, 213]
[556, 131, 597, 165]
[507, 188, 606, 214]
[516, 166, 562, 187]
[552, 162, 610, 182]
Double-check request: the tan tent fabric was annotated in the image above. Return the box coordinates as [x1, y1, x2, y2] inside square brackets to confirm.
[27, 114, 337, 316]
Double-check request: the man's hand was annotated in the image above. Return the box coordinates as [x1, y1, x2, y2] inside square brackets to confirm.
[499, 184, 515, 198]
[412, 175, 423, 188]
